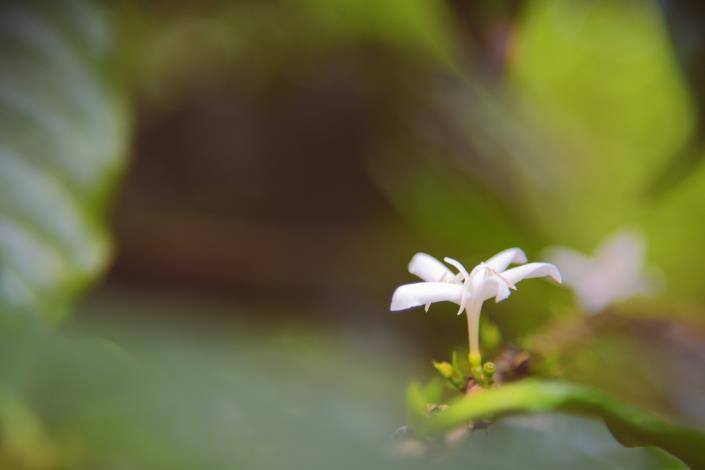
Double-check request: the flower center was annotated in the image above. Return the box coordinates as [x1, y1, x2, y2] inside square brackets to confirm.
[478, 262, 517, 291]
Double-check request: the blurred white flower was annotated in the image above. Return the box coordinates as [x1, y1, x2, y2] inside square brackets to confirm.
[390, 248, 561, 364]
[545, 230, 661, 314]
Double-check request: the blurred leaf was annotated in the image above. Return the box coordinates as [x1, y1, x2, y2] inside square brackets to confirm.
[645, 163, 705, 300]
[0, 311, 683, 469]
[509, 0, 705, 303]
[118, 0, 457, 102]
[0, 0, 129, 322]
[299, 0, 457, 63]
[429, 379, 705, 468]
[370, 153, 529, 250]
[446, 413, 685, 470]
[529, 311, 705, 428]
[0, 388, 56, 469]
[406, 377, 444, 421]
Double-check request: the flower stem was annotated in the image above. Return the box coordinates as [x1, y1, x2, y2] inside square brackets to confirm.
[466, 300, 482, 368]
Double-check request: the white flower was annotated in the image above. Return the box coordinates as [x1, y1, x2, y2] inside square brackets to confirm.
[390, 248, 561, 364]
[544, 230, 661, 314]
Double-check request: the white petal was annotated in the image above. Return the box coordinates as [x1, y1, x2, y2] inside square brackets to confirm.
[390, 282, 463, 311]
[493, 278, 512, 302]
[502, 262, 562, 286]
[596, 230, 645, 284]
[545, 230, 658, 314]
[485, 247, 527, 272]
[408, 253, 454, 282]
[596, 230, 645, 269]
[543, 247, 594, 286]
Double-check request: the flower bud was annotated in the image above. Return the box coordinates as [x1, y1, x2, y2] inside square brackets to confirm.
[471, 366, 484, 382]
[432, 361, 455, 380]
[483, 361, 497, 377]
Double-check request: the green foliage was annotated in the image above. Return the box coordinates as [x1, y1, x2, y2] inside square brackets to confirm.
[374, 0, 705, 308]
[510, 0, 694, 246]
[448, 413, 685, 470]
[0, 1, 701, 468]
[530, 312, 705, 427]
[298, 0, 457, 62]
[118, 0, 458, 102]
[432, 350, 468, 390]
[0, 0, 129, 323]
[407, 377, 444, 419]
[508, 0, 705, 303]
[0, 388, 55, 468]
[428, 379, 705, 468]
[0, 313, 685, 469]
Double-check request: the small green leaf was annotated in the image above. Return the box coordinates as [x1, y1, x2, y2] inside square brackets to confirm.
[406, 380, 429, 419]
[405, 377, 446, 434]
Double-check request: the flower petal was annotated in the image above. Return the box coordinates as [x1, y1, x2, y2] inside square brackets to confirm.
[502, 262, 562, 286]
[485, 247, 527, 272]
[543, 247, 594, 286]
[390, 282, 463, 311]
[492, 277, 512, 302]
[408, 253, 454, 282]
[596, 230, 646, 283]
[546, 231, 659, 314]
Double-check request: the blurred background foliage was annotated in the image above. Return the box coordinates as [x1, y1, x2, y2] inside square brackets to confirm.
[1, 0, 705, 467]
[0, 0, 128, 322]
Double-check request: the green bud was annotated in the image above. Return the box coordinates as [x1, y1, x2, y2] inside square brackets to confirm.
[483, 361, 497, 377]
[471, 366, 484, 382]
[432, 361, 455, 379]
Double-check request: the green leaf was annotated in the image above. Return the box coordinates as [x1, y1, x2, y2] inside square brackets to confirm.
[446, 413, 685, 470]
[428, 379, 705, 468]
[511, 0, 694, 243]
[0, 0, 130, 322]
[0, 387, 55, 468]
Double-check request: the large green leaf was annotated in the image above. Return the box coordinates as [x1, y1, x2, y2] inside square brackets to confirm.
[0, 0, 129, 323]
[445, 413, 684, 470]
[510, 0, 693, 245]
[428, 379, 705, 468]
